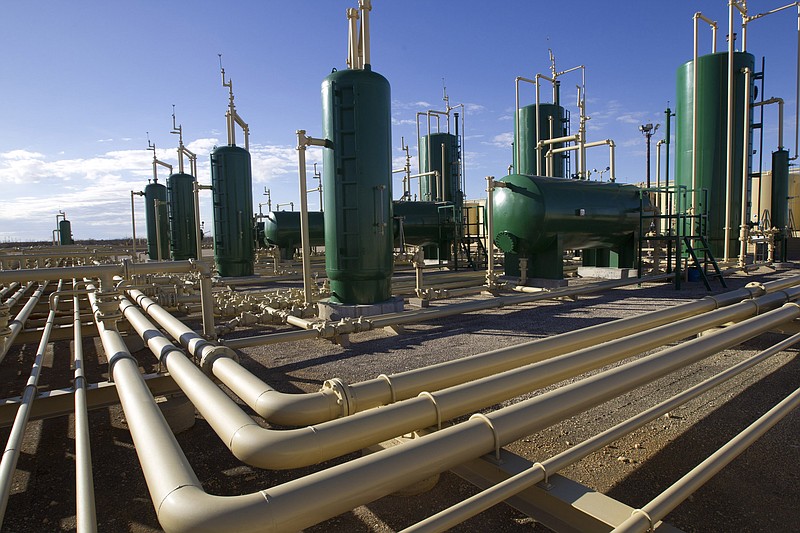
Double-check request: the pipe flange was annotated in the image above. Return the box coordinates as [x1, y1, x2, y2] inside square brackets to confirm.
[0, 303, 9, 330]
[199, 344, 238, 373]
[322, 377, 354, 417]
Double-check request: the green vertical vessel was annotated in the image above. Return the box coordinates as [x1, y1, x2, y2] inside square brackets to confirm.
[675, 51, 755, 258]
[144, 179, 169, 260]
[322, 66, 393, 304]
[58, 220, 74, 245]
[772, 149, 790, 261]
[419, 132, 460, 206]
[514, 103, 565, 177]
[166, 172, 198, 260]
[211, 145, 254, 277]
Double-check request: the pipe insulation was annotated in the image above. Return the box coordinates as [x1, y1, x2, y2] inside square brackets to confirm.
[108, 301, 800, 532]
[0, 282, 46, 364]
[0, 280, 58, 527]
[137, 277, 800, 427]
[402, 329, 800, 533]
[123, 283, 800, 471]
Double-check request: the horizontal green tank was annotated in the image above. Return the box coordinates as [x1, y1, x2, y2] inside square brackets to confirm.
[322, 66, 393, 304]
[58, 219, 74, 245]
[419, 133, 461, 209]
[393, 200, 456, 247]
[263, 211, 325, 257]
[144, 180, 169, 260]
[675, 51, 754, 258]
[514, 103, 566, 177]
[493, 174, 644, 279]
[211, 145, 255, 277]
[166, 172, 198, 260]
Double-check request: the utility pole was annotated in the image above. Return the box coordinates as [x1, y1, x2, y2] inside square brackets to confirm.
[639, 123, 660, 188]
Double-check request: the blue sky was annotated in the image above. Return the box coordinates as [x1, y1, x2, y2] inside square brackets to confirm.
[1, 1, 798, 241]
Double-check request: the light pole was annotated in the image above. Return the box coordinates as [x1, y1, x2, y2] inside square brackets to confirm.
[639, 123, 660, 188]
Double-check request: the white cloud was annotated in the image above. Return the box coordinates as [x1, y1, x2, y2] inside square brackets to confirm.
[483, 132, 513, 148]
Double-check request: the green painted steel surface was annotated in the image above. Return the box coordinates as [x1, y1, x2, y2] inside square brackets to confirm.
[210, 145, 254, 277]
[419, 133, 461, 208]
[771, 149, 790, 231]
[263, 210, 325, 250]
[492, 174, 643, 253]
[58, 220, 73, 245]
[675, 51, 755, 257]
[514, 103, 565, 177]
[166, 172, 198, 260]
[322, 66, 393, 304]
[144, 180, 169, 260]
[393, 201, 456, 247]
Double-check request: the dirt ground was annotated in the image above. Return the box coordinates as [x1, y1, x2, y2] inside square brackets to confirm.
[1, 266, 799, 532]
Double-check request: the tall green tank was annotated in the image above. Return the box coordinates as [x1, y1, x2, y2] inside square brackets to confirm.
[772, 149, 790, 261]
[493, 174, 644, 279]
[321, 66, 394, 304]
[210, 145, 254, 277]
[514, 103, 566, 177]
[144, 180, 169, 260]
[263, 210, 325, 259]
[676, 51, 755, 258]
[419, 133, 461, 207]
[166, 172, 198, 260]
[58, 219, 74, 245]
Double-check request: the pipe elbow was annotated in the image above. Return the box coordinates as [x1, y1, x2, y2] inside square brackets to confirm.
[254, 388, 341, 427]
[157, 484, 273, 533]
[230, 424, 322, 470]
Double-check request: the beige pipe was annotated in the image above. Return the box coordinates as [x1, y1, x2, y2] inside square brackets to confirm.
[146, 303, 800, 533]
[223, 275, 793, 425]
[0, 281, 46, 364]
[614, 385, 800, 533]
[404, 328, 800, 533]
[72, 283, 97, 533]
[127, 279, 800, 471]
[0, 280, 59, 526]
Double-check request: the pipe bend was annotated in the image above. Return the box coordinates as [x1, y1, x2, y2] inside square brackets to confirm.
[229, 424, 322, 470]
[157, 484, 272, 533]
[253, 388, 340, 427]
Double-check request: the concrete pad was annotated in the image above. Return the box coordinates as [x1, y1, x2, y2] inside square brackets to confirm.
[317, 296, 405, 321]
[577, 267, 637, 280]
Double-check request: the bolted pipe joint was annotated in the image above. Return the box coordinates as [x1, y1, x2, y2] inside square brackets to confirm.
[322, 377, 356, 417]
[93, 290, 122, 327]
[199, 344, 238, 373]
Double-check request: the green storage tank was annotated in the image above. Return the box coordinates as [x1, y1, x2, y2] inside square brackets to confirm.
[166, 172, 198, 260]
[144, 179, 169, 260]
[676, 51, 755, 258]
[493, 174, 644, 279]
[514, 103, 566, 177]
[419, 133, 461, 207]
[58, 219, 74, 245]
[210, 145, 254, 277]
[393, 200, 456, 256]
[263, 210, 325, 259]
[321, 66, 393, 304]
[772, 149, 790, 261]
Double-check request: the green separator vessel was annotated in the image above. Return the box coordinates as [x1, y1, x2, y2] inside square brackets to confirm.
[144, 179, 169, 260]
[322, 66, 393, 304]
[514, 103, 566, 177]
[675, 51, 755, 258]
[493, 174, 645, 280]
[211, 145, 254, 277]
[166, 172, 198, 260]
[58, 219, 74, 245]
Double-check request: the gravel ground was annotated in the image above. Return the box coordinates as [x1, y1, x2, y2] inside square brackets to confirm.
[1, 266, 799, 532]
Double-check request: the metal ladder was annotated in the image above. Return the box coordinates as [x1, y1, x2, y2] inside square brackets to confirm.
[683, 236, 727, 290]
